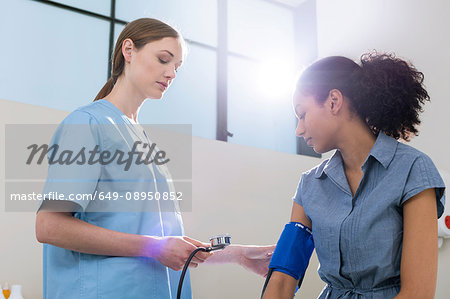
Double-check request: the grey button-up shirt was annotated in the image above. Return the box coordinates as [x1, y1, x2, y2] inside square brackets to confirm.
[293, 132, 446, 298]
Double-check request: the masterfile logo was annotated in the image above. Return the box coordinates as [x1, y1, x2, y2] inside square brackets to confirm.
[4, 124, 193, 212]
[26, 140, 170, 171]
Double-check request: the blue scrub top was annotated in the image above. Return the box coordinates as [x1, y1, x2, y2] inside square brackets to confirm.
[293, 132, 446, 299]
[40, 99, 192, 299]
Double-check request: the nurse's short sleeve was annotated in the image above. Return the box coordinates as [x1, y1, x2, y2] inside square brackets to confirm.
[41, 110, 102, 212]
[292, 173, 306, 206]
[400, 153, 446, 218]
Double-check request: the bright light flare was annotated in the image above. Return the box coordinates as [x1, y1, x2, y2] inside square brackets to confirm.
[254, 60, 300, 100]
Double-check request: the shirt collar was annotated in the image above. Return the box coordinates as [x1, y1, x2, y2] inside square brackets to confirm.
[368, 131, 398, 169]
[314, 131, 398, 179]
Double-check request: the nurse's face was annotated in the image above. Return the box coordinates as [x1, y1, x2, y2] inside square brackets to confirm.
[126, 37, 183, 100]
[293, 91, 339, 154]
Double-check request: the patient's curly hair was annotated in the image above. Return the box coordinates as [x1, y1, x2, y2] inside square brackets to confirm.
[296, 51, 430, 141]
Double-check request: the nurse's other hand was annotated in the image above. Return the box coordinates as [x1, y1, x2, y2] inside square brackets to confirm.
[238, 245, 276, 278]
[153, 236, 212, 271]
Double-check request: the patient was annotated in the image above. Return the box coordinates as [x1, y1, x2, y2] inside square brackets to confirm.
[262, 52, 446, 299]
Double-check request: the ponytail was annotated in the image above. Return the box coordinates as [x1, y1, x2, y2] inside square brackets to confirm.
[94, 76, 116, 101]
[295, 51, 430, 141]
[352, 52, 430, 141]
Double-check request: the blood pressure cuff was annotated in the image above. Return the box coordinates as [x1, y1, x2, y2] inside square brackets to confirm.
[268, 222, 314, 281]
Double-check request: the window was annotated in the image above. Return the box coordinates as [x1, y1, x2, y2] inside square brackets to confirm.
[3, 0, 319, 156]
[0, 0, 109, 111]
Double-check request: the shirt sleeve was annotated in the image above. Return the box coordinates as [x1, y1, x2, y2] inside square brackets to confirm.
[40, 110, 102, 212]
[400, 153, 446, 218]
[292, 173, 306, 207]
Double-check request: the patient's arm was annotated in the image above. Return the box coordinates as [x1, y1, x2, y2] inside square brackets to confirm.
[262, 201, 310, 298]
[184, 236, 275, 277]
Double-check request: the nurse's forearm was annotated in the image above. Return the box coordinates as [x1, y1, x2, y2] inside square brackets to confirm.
[36, 211, 158, 257]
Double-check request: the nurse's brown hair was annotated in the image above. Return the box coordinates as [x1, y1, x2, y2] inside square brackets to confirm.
[94, 18, 184, 101]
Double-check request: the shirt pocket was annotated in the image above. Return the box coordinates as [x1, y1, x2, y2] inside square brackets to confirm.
[98, 257, 168, 299]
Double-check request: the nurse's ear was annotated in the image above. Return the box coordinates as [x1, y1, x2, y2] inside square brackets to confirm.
[122, 38, 135, 64]
[328, 89, 344, 116]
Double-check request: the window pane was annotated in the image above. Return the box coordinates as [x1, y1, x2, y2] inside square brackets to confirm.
[0, 0, 110, 111]
[50, 0, 111, 16]
[116, 0, 217, 46]
[113, 23, 126, 54]
[138, 45, 217, 139]
[227, 56, 296, 153]
[228, 0, 295, 61]
[114, 23, 126, 43]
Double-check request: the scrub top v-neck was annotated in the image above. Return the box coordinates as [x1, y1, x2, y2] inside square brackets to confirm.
[40, 99, 192, 299]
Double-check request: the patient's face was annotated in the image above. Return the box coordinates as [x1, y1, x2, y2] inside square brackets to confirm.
[293, 92, 338, 154]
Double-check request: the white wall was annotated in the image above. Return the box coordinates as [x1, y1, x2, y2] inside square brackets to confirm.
[316, 0, 450, 172]
[0, 98, 329, 298]
[316, 1, 450, 297]
[0, 100, 69, 298]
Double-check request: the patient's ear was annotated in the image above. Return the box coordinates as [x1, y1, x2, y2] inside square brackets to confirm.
[328, 89, 344, 115]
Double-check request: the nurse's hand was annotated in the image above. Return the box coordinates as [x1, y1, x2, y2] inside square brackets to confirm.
[238, 245, 276, 278]
[152, 236, 212, 271]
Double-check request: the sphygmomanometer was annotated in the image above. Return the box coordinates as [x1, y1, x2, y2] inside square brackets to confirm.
[261, 221, 314, 297]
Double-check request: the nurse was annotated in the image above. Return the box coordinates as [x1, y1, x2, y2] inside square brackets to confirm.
[36, 18, 274, 299]
[262, 53, 446, 298]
